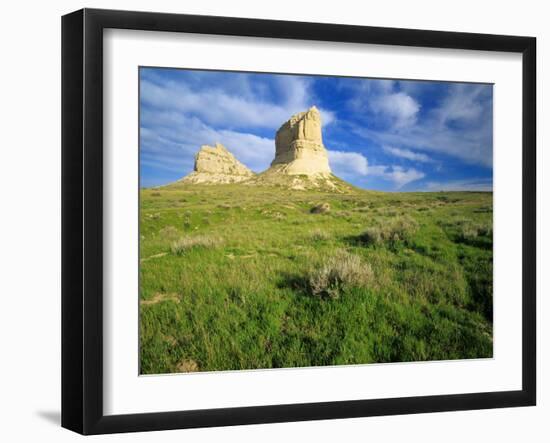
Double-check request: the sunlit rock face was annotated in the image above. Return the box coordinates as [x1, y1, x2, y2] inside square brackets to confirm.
[269, 106, 332, 176]
[181, 143, 254, 184]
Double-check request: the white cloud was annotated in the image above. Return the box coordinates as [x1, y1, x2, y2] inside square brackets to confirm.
[423, 178, 493, 192]
[436, 83, 486, 125]
[350, 82, 492, 167]
[382, 145, 434, 163]
[355, 123, 492, 167]
[321, 148, 424, 190]
[319, 109, 336, 126]
[367, 165, 425, 188]
[216, 131, 274, 171]
[347, 79, 420, 129]
[370, 91, 420, 128]
[141, 75, 335, 131]
[327, 151, 425, 191]
[328, 150, 368, 177]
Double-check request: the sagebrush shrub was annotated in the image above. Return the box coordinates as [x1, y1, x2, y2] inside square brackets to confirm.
[477, 224, 493, 237]
[456, 220, 492, 241]
[310, 229, 330, 241]
[359, 215, 418, 246]
[360, 227, 383, 246]
[390, 216, 418, 242]
[459, 225, 479, 241]
[308, 250, 373, 299]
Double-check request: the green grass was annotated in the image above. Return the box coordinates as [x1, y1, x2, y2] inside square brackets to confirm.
[139, 183, 493, 374]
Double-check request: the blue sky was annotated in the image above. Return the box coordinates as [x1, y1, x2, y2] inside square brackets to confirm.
[140, 67, 493, 191]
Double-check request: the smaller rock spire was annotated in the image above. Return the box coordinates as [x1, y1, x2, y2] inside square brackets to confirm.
[181, 143, 254, 184]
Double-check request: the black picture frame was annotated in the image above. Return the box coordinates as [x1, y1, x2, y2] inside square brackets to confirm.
[62, 8, 536, 435]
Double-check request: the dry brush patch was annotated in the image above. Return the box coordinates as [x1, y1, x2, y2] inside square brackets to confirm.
[170, 235, 223, 255]
[439, 217, 493, 242]
[308, 250, 374, 299]
[309, 228, 330, 242]
[175, 359, 199, 373]
[359, 215, 419, 246]
[159, 225, 179, 240]
[140, 292, 180, 306]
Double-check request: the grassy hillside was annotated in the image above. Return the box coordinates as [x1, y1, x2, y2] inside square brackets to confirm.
[139, 183, 493, 374]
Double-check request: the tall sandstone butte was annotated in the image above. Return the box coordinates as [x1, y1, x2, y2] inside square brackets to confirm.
[269, 106, 331, 176]
[180, 142, 254, 184]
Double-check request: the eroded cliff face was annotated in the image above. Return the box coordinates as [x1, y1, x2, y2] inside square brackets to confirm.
[181, 143, 254, 184]
[269, 106, 331, 175]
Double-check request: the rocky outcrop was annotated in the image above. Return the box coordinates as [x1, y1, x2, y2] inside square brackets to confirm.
[180, 143, 254, 184]
[268, 106, 331, 176]
[175, 108, 351, 192]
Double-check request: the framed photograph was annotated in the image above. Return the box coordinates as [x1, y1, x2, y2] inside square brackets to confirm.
[62, 8, 536, 434]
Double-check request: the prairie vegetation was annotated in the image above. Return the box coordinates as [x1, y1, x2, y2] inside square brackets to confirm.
[140, 183, 493, 374]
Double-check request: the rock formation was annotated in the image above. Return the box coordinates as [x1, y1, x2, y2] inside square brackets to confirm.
[268, 106, 332, 176]
[180, 143, 254, 184]
[176, 107, 351, 192]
